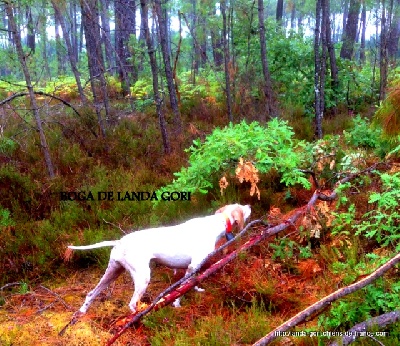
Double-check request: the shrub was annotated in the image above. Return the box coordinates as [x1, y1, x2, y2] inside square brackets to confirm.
[157, 119, 311, 201]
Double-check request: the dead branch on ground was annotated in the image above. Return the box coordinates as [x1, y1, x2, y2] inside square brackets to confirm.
[253, 252, 400, 345]
[329, 310, 400, 346]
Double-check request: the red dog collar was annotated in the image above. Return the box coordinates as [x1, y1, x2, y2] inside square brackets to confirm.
[222, 212, 233, 233]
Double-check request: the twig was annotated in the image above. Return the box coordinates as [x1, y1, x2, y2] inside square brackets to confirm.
[36, 302, 56, 314]
[0, 282, 23, 291]
[38, 285, 73, 311]
[102, 219, 127, 234]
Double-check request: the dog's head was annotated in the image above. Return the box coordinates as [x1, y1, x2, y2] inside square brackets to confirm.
[215, 204, 251, 230]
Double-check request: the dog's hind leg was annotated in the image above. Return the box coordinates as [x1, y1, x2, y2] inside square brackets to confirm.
[78, 259, 124, 313]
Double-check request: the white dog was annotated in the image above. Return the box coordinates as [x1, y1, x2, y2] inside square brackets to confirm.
[68, 204, 251, 314]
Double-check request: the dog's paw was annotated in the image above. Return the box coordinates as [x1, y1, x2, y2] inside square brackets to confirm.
[172, 299, 181, 308]
[194, 286, 205, 292]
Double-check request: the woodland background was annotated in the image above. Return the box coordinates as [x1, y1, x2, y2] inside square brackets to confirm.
[0, 0, 400, 345]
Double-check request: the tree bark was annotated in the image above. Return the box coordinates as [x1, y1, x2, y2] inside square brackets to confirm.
[140, 0, 171, 154]
[340, 0, 361, 59]
[380, 0, 389, 101]
[80, 0, 110, 138]
[51, 0, 88, 103]
[314, 0, 325, 139]
[210, 6, 223, 68]
[26, 7, 35, 53]
[154, 0, 182, 135]
[221, 0, 233, 122]
[276, 0, 284, 27]
[360, 1, 367, 62]
[329, 310, 400, 346]
[325, 0, 339, 114]
[387, 0, 400, 62]
[99, 0, 113, 69]
[258, 0, 276, 120]
[5, 1, 55, 178]
[115, 0, 137, 95]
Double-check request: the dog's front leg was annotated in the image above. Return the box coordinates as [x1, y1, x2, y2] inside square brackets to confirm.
[172, 260, 205, 308]
[125, 264, 151, 313]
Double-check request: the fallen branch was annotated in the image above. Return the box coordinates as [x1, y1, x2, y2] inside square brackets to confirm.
[253, 252, 400, 346]
[37, 285, 73, 312]
[329, 310, 400, 346]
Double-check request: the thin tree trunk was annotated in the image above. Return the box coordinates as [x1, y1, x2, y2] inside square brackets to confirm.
[54, 9, 65, 75]
[99, 0, 113, 69]
[39, 4, 51, 79]
[360, 1, 367, 62]
[314, 0, 324, 139]
[52, 0, 88, 103]
[5, 1, 55, 178]
[245, 0, 256, 73]
[258, 0, 276, 120]
[80, 0, 110, 137]
[340, 0, 361, 59]
[70, 2, 79, 63]
[325, 0, 339, 114]
[387, 0, 400, 63]
[140, 0, 170, 154]
[210, 6, 223, 68]
[154, 0, 182, 135]
[221, 0, 233, 122]
[380, 0, 390, 101]
[276, 0, 284, 27]
[26, 7, 35, 53]
[115, 0, 137, 95]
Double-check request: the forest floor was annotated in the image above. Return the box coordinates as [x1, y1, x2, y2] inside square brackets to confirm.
[0, 201, 367, 346]
[0, 257, 330, 346]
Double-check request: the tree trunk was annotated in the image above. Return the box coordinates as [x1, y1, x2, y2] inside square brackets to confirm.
[70, 1, 79, 63]
[325, 0, 339, 114]
[26, 7, 35, 53]
[340, 0, 361, 59]
[5, 1, 55, 178]
[80, 0, 110, 137]
[387, 0, 400, 62]
[210, 5, 223, 68]
[258, 0, 276, 120]
[276, 0, 284, 27]
[99, 0, 113, 69]
[52, 1, 87, 103]
[360, 1, 367, 62]
[115, 0, 136, 96]
[39, 4, 51, 79]
[154, 0, 182, 135]
[314, 0, 326, 139]
[221, 0, 233, 122]
[54, 9, 65, 75]
[380, 0, 389, 101]
[140, 0, 171, 154]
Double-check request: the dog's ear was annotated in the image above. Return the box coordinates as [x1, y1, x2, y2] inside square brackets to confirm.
[215, 205, 227, 214]
[243, 205, 251, 220]
[231, 207, 245, 230]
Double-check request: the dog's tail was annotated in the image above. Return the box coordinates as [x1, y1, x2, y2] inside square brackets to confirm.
[68, 241, 117, 250]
